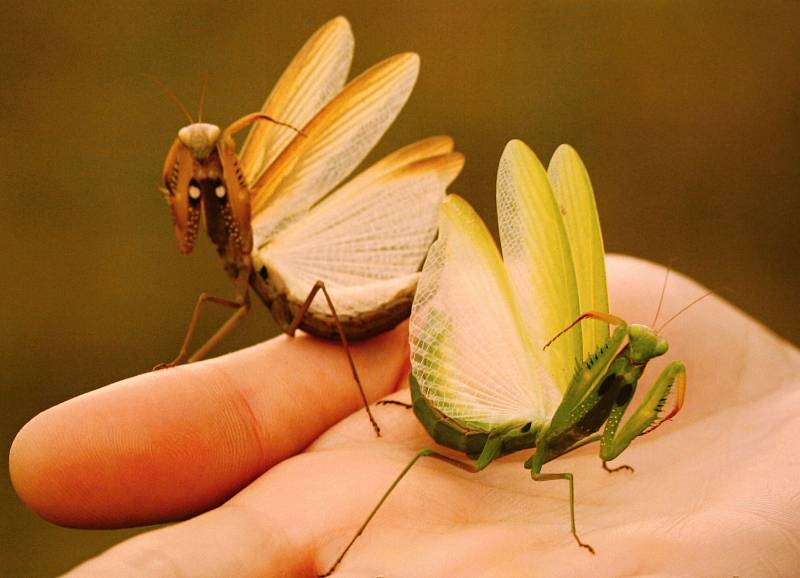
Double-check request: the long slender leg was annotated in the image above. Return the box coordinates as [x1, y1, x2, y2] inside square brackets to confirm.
[187, 299, 251, 362]
[600, 361, 686, 464]
[320, 448, 478, 577]
[285, 280, 381, 437]
[376, 400, 413, 409]
[154, 293, 250, 370]
[530, 472, 595, 554]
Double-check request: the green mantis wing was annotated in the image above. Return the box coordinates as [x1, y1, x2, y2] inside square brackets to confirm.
[497, 140, 582, 394]
[410, 140, 608, 427]
[409, 195, 561, 431]
[547, 145, 609, 357]
[497, 140, 609, 392]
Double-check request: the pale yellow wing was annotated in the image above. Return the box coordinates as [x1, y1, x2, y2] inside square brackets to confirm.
[548, 145, 609, 357]
[497, 140, 582, 394]
[250, 53, 420, 242]
[239, 16, 354, 187]
[410, 195, 561, 430]
[259, 138, 462, 317]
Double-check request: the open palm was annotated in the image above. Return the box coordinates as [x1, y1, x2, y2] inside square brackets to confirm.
[11, 256, 800, 577]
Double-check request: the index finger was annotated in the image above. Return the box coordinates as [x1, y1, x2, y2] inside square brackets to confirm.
[9, 322, 410, 528]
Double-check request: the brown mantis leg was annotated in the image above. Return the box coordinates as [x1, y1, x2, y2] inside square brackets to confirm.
[320, 448, 478, 577]
[154, 293, 250, 370]
[530, 471, 595, 554]
[188, 298, 251, 363]
[286, 280, 381, 437]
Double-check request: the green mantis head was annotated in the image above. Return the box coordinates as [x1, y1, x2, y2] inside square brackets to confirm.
[627, 324, 669, 364]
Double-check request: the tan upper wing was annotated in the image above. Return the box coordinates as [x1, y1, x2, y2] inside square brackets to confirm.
[239, 16, 354, 187]
[250, 52, 420, 244]
[258, 138, 462, 316]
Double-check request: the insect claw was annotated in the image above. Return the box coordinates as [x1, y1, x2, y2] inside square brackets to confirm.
[602, 461, 635, 474]
[152, 353, 186, 371]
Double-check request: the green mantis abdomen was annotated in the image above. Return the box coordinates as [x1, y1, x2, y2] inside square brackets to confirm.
[410, 375, 540, 461]
[411, 375, 489, 458]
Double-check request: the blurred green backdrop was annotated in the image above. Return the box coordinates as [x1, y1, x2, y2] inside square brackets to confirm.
[2, 1, 798, 575]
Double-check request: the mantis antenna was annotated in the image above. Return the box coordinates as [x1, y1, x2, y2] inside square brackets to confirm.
[145, 74, 194, 125]
[656, 290, 714, 334]
[197, 76, 208, 123]
[651, 267, 671, 328]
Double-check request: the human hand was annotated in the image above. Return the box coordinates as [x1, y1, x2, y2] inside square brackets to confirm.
[10, 255, 800, 577]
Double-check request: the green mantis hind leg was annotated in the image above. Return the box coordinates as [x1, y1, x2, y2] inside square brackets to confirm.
[320, 448, 480, 577]
[530, 471, 595, 554]
[599, 361, 686, 467]
[286, 280, 381, 437]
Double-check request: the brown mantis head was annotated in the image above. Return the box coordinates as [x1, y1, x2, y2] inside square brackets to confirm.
[154, 75, 250, 257]
[162, 118, 252, 259]
[177, 122, 221, 160]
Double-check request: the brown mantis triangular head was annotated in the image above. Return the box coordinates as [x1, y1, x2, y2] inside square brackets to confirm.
[162, 113, 296, 260]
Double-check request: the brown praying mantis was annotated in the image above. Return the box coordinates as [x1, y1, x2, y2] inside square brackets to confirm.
[155, 17, 463, 436]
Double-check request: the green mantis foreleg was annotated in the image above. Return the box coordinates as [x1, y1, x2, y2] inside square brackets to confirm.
[600, 361, 686, 467]
[545, 312, 628, 433]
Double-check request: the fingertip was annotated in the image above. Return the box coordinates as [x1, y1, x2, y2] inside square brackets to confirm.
[9, 412, 55, 522]
[10, 322, 412, 528]
[9, 368, 241, 527]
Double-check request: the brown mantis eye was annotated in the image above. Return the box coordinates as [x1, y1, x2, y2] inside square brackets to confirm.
[215, 185, 226, 198]
[188, 185, 202, 200]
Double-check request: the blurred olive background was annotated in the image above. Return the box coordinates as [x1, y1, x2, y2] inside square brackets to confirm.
[2, 0, 798, 575]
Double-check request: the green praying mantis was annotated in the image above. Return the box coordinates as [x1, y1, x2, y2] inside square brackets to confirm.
[322, 140, 689, 575]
